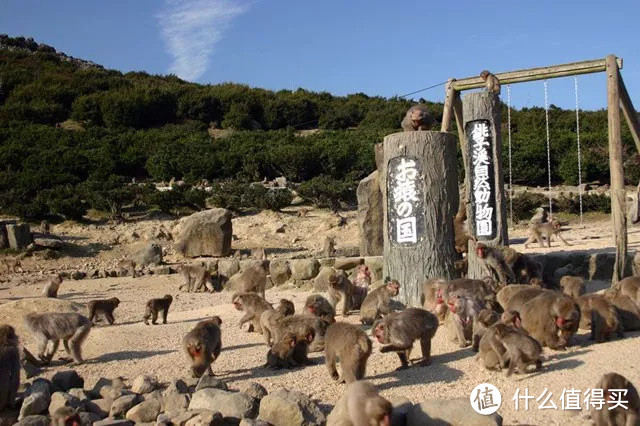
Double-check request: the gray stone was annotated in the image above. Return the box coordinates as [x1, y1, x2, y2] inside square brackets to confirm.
[142, 390, 165, 411]
[169, 411, 199, 425]
[156, 413, 172, 425]
[290, 259, 320, 280]
[86, 398, 111, 419]
[189, 389, 258, 421]
[49, 391, 84, 414]
[240, 419, 270, 426]
[269, 259, 291, 286]
[318, 258, 335, 267]
[33, 237, 65, 248]
[131, 375, 158, 394]
[126, 399, 162, 423]
[15, 415, 50, 426]
[258, 388, 325, 426]
[135, 243, 163, 267]
[184, 410, 224, 426]
[218, 258, 240, 282]
[357, 171, 384, 256]
[6, 223, 32, 250]
[164, 392, 189, 415]
[195, 376, 228, 392]
[165, 379, 189, 396]
[78, 411, 102, 426]
[70, 271, 87, 280]
[313, 266, 334, 292]
[19, 379, 51, 420]
[67, 388, 90, 402]
[110, 394, 140, 418]
[238, 382, 267, 401]
[93, 419, 134, 426]
[333, 257, 363, 271]
[152, 265, 174, 275]
[99, 386, 130, 401]
[175, 209, 233, 257]
[407, 398, 502, 426]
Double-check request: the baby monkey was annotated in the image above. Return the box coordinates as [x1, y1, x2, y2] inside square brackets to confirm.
[143, 295, 173, 325]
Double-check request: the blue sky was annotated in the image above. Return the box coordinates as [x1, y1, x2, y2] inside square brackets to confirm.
[2, 0, 639, 110]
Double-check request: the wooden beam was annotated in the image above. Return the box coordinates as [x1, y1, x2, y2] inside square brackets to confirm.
[452, 57, 623, 91]
[618, 71, 640, 155]
[441, 79, 455, 132]
[606, 54, 628, 285]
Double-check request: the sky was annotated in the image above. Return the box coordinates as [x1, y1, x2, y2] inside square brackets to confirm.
[2, 0, 639, 111]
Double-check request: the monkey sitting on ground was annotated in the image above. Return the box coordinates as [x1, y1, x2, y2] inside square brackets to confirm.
[235, 262, 267, 298]
[496, 284, 545, 312]
[401, 104, 436, 131]
[500, 246, 543, 284]
[43, 273, 64, 298]
[360, 278, 400, 325]
[178, 264, 213, 293]
[328, 270, 355, 317]
[480, 70, 501, 95]
[291, 325, 316, 367]
[143, 294, 173, 325]
[444, 294, 483, 348]
[117, 259, 137, 277]
[265, 332, 298, 370]
[2, 258, 22, 274]
[603, 289, 640, 331]
[491, 323, 542, 376]
[0, 325, 20, 412]
[472, 309, 500, 351]
[373, 307, 439, 370]
[275, 314, 329, 353]
[304, 294, 336, 324]
[591, 372, 640, 426]
[87, 297, 120, 325]
[577, 294, 623, 343]
[524, 218, 571, 248]
[619, 276, 640, 304]
[232, 292, 272, 334]
[183, 316, 222, 377]
[51, 406, 81, 426]
[477, 310, 527, 370]
[350, 265, 372, 310]
[520, 292, 580, 349]
[324, 322, 372, 383]
[421, 278, 449, 322]
[560, 276, 585, 299]
[323, 236, 336, 258]
[24, 312, 92, 365]
[260, 299, 295, 346]
[326, 381, 392, 426]
[475, 243, 516, 284]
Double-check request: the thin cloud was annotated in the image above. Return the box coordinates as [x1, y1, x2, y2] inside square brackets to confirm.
[157, 0, 249, 81]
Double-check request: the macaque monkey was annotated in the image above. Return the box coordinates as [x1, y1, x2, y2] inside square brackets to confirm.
[260, 299, 295, 346]
[183, 316, 222, 377]
[24, 312, 92, 365]
[117, 259, 137, 277]
[520, 293, 580, 349]
[51, 406, 81, 426]
[328, 271, 355, 316]
[304, 294, 336, 324]
[529, 207, 548, 226]
[324, 322, 372, 383]
[232, 292, 272, 334]
[87, 297, 120, 325]
[472, 309, 500, 351]
[275, 314, 329, 353]
[524, 219, 570, 248]
[360, 278, 400, 325]
[291, 326, 316, 366]
[0, 325, 19, 412]
[477, 310, 524, 370]
[454, 259, 468, 278]
[401, 104, 436, 131]
[235, 262, 267, 298]
[143, 294, 173, 325]
[454, 202, 471, 255]
[326, 381, 392, 426]
[265, 332, 298, 369]
[501, 247, 543, 284]
[480, 70, 501, 95]
[421, 278, 448, 322]
[40, 220, 51, 234]
[445, 294, 482, 348]
[619, 276, 640, 303]
[251, 248, 266, 260]
[323, 236, 336, 258]
[491, 323, 542, 376]
[496, 285, 545, 312]
[2, 258, 22, 273]
[475, 243, 516, 284]
[178, 264, 213, 293]
[351, 265, 372, 309]
[297, 208, 310, 218]
[577, 294, 623, 343]
[591, 373, 640, 426]
[604, 289, 640, 331]
[43, 273, 64, 298]
[373, 308, 438, 370]
[560, 276, 585, 299]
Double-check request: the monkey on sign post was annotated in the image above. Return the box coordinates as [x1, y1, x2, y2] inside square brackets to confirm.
[480, 70, 501, 95]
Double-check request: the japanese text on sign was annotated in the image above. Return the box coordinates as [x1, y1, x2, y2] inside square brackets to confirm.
[466, 120, 496, 240]
[387, 156, 424, 245]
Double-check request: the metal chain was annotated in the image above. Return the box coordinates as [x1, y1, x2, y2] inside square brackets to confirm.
[574, 76, 584, 224]
[543, 80, 553, 215]
[507, 84, 513, 226]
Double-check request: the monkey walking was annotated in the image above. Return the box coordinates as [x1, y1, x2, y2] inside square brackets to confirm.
[87, 297, 120, 325]
[24, 312, 92, 365]
[524, 219, 571, 248]
[183, 316, 222, 377]
[480, 70, 501, 95]
[324, 322, 372, 383]
[178, 264, 213, 293]
[232, 292, 272, 334]
[143, 295, 173, 325]
[2, 258, 23, 274]
[0, 325, 20, 412]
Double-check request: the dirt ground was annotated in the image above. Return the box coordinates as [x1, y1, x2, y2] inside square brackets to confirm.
[1, 206, 640, 425]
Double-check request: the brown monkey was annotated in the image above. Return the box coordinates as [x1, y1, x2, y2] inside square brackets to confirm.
[501, 247, 543, 284]
[183, 316, 222, 377]
[360, 278, 400, 325]
[619, 276, 640, 302]
[476, 310, 523, 370]
[520, 292, 580, 349]
[480, 70, 501, 95]
[491, 323, 542, 376]
[421, 278, 448, 322]
[2, 258, 22, 273]
[529, 207, 548, 226]
[524, 219, 571, 248]
[24, 312, 92, 364]
[401, 104, 436, 131]
[328, 270, 354, 316]
[324, 322, 372, 383]
[87, 297, 120, 325]
[559, 276, 585, 299]
[251, 248, 266, 260]
[235, 262, 267, 298]
[51, 406, 81, 426]
[43, 273, 64, 298]
[323, 236, 336, 258]
[265, 332, 298, 369]
[443, 277, 500, 312]
[496, 285, 545, 312]
[351, 265, 372, 309]
[143, 294, 173, 325]
[40, 219, 51, 234]
[178, 264, 213, 293]
[117, 259, 137, 277]
[260, 299, 295, 346]
[326, 381, 392, 426]
[454, 209, 471, 256]
[304, 294, 336, 324]
[232, 292, 272, 334]
[275, 314, 329, 353]
[297, 208, 310, 218]
[445, 294, 483, 348]
[0, 325, 19, 412]
[472, 309, 500, 351]
[604, 289, 640, 331]
[577, 294, 623, 342]
[454, 259, 468, 278]
[373, 308, 438, 370]
[591, 373, 640, 426]
[475, 243, 516, 284]
[291, 325, 316, 366]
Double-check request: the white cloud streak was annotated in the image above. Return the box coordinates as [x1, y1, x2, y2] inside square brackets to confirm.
[157, 0, 249, 81]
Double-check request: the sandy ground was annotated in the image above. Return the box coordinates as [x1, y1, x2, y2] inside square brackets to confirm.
[1, 207, 639, 425]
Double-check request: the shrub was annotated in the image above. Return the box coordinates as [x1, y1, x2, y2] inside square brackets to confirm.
[207, 182, 292, 211]
[297, 176, 356, 210]
[510, 191, 548, 222]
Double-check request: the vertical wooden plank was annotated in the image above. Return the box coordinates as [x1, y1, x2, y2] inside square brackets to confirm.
[441, 79, 455, 132]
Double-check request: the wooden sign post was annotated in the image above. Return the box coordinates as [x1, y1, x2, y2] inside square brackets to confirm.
[381, 131, 459, 307]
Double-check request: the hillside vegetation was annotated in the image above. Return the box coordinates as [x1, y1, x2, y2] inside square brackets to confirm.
[0, 34, 638, 220]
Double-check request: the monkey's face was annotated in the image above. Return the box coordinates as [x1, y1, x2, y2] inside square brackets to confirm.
[476, 246, 486, 258]
[480, 70, 489, 80]
[387, 282, 400, 296]
[373, 324, 386, 343]
[306, 304, 315, 315]
[232, 298, 243, 311]
[211, 316, 222, 325]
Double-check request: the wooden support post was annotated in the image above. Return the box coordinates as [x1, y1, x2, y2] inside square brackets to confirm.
[441, 79, 455, 132]
[606, 55, 628, 286]
[462, 92, 509, 280]
[618, 72, 640, 155]
[382, 131, 459, 307]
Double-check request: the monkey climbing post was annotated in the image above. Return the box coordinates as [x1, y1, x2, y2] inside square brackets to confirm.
[382, 131, 459, 307]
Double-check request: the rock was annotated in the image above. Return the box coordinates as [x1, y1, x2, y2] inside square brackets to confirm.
[238, 382, 267, 401]
[175, 209, 233, 257]
[318, 258, 335, 267]
[15, 415, 51, 426]
[99, 386, 130, 401]
[86, 399, 111, 419]
[407, 398, 503, 426]
[184, 410, 224, 426]
[169, 411, 199, 425]
[218, 259, 240, 282]
[131, 375, 158, 394]
[272, 222, 286, 233]
[151, 265, 174, 275]
[67, 388, 90, 402]
[126, 399, 162, 423]
[49, 391, 84, 414]
[93, 377, 126, 400]
[333, 257, 363, 271]
[156, 413, 171, 425]
[258, 388, 325, 426]
[19, 379, 52, 419]
[165, 379, 189, 396]
[6, 223, 32, 249]
[269, 260, 291, 286]
[70, 271, 86, 280]
[135, 243, 163, 267]
[93, 419, 134, 426]
[143, 390, 165, 410]
[163, 392, 189, 415]
[189, 389, 258, 421]
[78, 411, 102, 425]
[195, 376, 228, 392]
[274, 176, 287, 188]
[357, 171, 384, 256]
[110, 394, 140, 418]
[335, 245, 360, 258]
[0, 223, 8, 249]
[33, 237, 65, 248]
[290, 259, 320, 280]
[240, 419, 270, 426]
[313, 266, 335, 292]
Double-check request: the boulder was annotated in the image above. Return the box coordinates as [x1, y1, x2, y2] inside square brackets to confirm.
[218, 259, 241, 281]
[189, 389, 258, 421]
[125, 399, 161, 423]
[164, 379, 189, 396]
[19, 379, 51, 419]
[33, 238, 65, 249]
[357, 173, 383, 256]
[134, 243, 163, 267]
[313, 266, 334, 292]
[0, 223, 9, 248]
[163, 392, 189, 415]
[48, 391, 84, 414]
[15, 415, 50, 426]
[67, 388, 90, 402]
[195, 376, 228, 392]
[131, 375, 157, 394]
[238, 382, 267, 401]
[6, 223, 32, 250]
[407, 398, 502, 426]
[93, 419, 134, 426]
[290, 259, 320, 280]
[86, 399, 111, 418]
[78, 412, 102, 425]
[109, 394, 140, 418]
[175, 209, 232, 257]
[240, 419, 270, 426]
[334, 257, 363, 271]
[184, 410, 224, 426]
[258, 388, 325, 426]
[269, 260, 291, 286]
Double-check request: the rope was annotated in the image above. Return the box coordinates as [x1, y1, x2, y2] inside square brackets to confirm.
[399, 80, 448, 98]
[574, 76, 584, 224]
[507, 84, 513, 226]
[543, 80, 553, 215]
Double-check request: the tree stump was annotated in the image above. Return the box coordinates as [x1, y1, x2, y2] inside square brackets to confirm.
[462, 92, 509, 280]
[382, 131, 459, 307]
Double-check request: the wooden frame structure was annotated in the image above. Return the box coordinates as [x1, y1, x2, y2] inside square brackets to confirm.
[440, 55, 640, 284]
